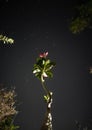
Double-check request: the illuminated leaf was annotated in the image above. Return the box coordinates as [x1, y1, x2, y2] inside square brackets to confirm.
[0, 35, 14, 44]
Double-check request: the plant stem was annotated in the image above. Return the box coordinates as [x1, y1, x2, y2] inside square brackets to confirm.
[40, 89, 53, 130]
[41, 81, 50, 97]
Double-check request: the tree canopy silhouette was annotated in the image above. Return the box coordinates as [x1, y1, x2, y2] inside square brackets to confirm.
[69, 0, 92, 34]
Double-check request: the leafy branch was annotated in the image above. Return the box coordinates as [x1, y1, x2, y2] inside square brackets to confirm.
[32, 52, 56, 102]
[69, 0, 92, 34]
[0, 35, 14, 44]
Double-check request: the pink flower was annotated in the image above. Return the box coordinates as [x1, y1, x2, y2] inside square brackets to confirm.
[39, 52, 48, 58]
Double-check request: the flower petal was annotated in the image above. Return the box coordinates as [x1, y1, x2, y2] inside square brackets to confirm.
[39, 52, 48, 58]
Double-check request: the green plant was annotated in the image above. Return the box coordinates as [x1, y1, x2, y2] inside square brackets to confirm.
[0, 116, 19, 130]
[33, 52, 55, 102]
[32, 52, 56, 130]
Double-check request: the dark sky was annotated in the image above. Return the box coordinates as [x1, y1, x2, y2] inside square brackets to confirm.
[0, 0, 92, 130]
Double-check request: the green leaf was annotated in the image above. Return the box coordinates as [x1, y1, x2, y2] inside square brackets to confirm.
[44, 95, 50, 102]
[46, 71, 53, 78]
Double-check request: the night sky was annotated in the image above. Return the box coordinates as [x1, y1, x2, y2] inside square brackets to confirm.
[0, 0, 92, 130]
